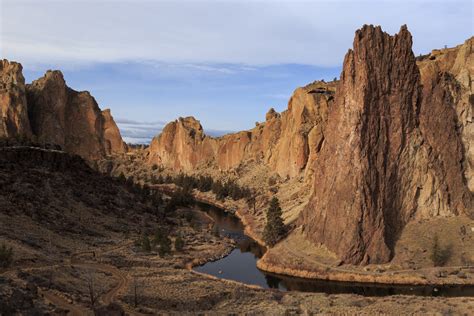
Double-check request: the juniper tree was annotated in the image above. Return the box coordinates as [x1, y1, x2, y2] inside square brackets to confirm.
[212, 224, 220, 237]
[263, 197, 285, 247]
[152, 227, 165, 247]
[174, 235, 184, 252]
[430, 234, 452, 266]
[0, 243, 13, 268]
[141, 234, 151, 252]
[158, 236, 172, 257]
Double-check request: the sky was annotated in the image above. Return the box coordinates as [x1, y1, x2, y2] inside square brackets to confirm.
[1, 0, 473, 143]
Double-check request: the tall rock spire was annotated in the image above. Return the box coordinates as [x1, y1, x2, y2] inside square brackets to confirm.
[299, 25, 472, 264]
[0, 60, 32, 138]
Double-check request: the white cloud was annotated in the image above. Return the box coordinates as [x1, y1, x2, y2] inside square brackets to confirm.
[117, 117, 233, 144]
[2, 0, 472, 68]
[116, 119, 165, 143]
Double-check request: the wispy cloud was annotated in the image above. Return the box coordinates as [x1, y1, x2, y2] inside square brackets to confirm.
[181, 64, 237, 75]
[3, 1, 472, 68]
[115, 118, 167, 126]
[116, 117, 234, 144]
[123, 136, 155, 145]
[116, 119, 165, 144]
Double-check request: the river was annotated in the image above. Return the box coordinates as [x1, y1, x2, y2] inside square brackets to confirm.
[193, 202, 474, 297]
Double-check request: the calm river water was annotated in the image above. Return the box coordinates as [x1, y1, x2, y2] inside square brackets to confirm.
[194, 203, 474, 297]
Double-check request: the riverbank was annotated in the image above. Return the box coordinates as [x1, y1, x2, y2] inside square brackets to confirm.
[192, 189, 474, 287]
[152, 183, 474, 287]
[194, 190, 268, 246]
[258, 227, 474, 286]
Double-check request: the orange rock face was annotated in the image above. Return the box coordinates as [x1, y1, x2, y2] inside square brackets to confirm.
[0, 62, 126, 161]
[0, 60, 31, 138]
[102, 109, 128, 155]
[417, 38, 474, 192]
[299, 25, 473, 265]
[148, 116, 217, 170]
[148, 81, 335, 177]
[26, 70, 126, 160]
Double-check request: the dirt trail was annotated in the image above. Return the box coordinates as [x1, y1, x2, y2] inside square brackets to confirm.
[1, 242, 143, 315]
[40, 288, 91, 316]
[72, 262, 130, 305]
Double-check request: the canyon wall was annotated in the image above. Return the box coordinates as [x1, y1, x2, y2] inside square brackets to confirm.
[148, 80, 336, 178]
[417, 38, 474, 192]
[148, 26, 473, 265]
[3, 24, 470, 266]
[0, 61, 126, 161]
[299, 25, 472, 265]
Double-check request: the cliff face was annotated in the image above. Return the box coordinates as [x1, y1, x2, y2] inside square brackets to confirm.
[148, 116, 216, 171]
[25, 70, 126, 160]
[102, 109, 128, 155]
[299, 25, 472, 265]
[0, 60, 31, 138]
[148, 81, 335, 178]
[417, 38, 474, 192]
[0, 62, 126, 161]
[147, 26, 473, 265]
[148, 27, 472, 266]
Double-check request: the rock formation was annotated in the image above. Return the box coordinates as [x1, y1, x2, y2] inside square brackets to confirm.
[299, 25, 472, 265]
[148, 26, 473, 266]
[0, 61, 126, 161]
[148, 80, 336, 178]
[149, 116, 216, 171]
[0, 60, 31, 138]
[25, 71, 122, 160]
[102, 109, 128, 155]
[417, 38, 474, 192]
[2, 23, 468, 268]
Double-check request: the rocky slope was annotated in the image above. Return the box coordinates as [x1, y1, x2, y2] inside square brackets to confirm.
[0, 61, 126, 161]
[2, 145, 472, 315]
[147, 26, 473, 266]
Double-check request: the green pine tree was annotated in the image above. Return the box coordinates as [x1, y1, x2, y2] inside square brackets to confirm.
[0, 243, 13, 268]
[141, 234, 151, 252]
[212, 224, 220, 237]
[174, 235, 185, 252]
[159, 236, 172, 257]
[152, 227, 165, 248]
[262, 197, 285, 247]
[430, 234, 452, 266]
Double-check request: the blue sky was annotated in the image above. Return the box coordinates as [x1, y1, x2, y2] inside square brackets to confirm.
[1, 0, 473, 143]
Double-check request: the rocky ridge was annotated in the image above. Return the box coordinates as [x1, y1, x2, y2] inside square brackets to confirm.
[0, 62, 126, 161]
[148, 80, 336, 179]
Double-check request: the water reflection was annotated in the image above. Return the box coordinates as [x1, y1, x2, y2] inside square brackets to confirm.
[194, 202, 474, 297]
